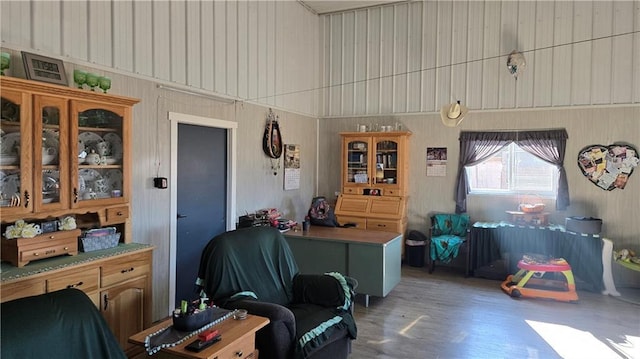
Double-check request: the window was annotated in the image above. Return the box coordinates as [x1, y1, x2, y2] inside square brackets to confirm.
[466, 143, 558, 197]
[455, 129, 569, 213]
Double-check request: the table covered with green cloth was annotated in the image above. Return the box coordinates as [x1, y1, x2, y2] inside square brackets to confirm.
[470, 222, 604, 292]
[1, 288, 126, 359]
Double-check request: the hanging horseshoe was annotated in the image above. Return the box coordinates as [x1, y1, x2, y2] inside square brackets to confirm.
[263, 108, 283, 159]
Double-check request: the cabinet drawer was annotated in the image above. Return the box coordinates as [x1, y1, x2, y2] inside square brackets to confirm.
[47, 267, 100, 293]
[366, 219, 402, 233]
[1, 277, 46, 303]
[20, 238, 78, 263]
[101, 251, 151, 287]
[336, 216, 366, 229]
[105, 206, 129, 225]
[384, 188, 403, 196]
[216, 336, 255, 359]
[343, 187, 361, 195]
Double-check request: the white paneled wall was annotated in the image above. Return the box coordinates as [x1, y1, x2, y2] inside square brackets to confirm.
[320, 0, 640, 117]
[0, 0, 321, 116]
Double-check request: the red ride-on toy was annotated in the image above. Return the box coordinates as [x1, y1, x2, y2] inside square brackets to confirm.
[501, 255, 579, 303]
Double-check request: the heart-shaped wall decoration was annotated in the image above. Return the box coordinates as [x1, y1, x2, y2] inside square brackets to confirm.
[577, 144, 639, 191]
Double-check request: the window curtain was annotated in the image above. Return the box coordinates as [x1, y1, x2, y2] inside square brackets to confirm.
[455, 132, 514, 213]
[455, 129, 570, 213]
[516, 130, 570, 210]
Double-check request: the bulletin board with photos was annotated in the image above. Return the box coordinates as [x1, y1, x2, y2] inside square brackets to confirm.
[577, 144, 639, 191]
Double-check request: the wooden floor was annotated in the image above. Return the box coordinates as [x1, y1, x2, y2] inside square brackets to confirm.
[350, 265, 640, 359]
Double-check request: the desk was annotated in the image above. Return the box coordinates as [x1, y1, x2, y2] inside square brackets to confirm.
[129, 315, 269, 359]
[470, 222, 604, 292]
[284, 226, 402, 307]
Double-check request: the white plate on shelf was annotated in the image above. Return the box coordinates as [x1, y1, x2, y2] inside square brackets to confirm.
[1, 132, 20, 155]
[42, 129, 60, 150]
[42, 197, 56, 204]
[77, 138, 86, 163]
[78, 174, 86, 192]
[105, 169, 123, 191]
[0, 173, 20, 198]
[78, 131, 103, 155]
[79, 168, 110, 197]
[79, 168, 100, 198]
[103, 133, 123, 160]
[0, 154, 17, 165]
[79, 168, 102, 182]
[42, 170, 59, 194]
[104, 156, 118, 165]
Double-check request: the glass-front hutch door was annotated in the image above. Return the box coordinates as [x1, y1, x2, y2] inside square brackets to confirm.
[374, 137, 400, 187]
[0, 90, 33, 215]
[71, 101, 128, 208]
[343, 136, 371, 192]
[33, 96, 69, 212]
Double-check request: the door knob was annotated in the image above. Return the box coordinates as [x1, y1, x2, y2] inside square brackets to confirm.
[177, 214, 187, 219]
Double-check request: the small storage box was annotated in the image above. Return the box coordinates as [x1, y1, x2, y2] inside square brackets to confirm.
[79, 232, 121, 252]
[565, 217, 602, 234]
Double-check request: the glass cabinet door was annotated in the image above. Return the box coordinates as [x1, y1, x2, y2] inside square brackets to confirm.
[345, 138, 370, 185]
[33, 96, 69, 211]
[374, 138, 399, 186]
[0, 90, 33, 215]
[71, 101, 127, 207]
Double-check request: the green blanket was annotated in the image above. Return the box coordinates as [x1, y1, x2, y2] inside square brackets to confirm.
[197, 226, 299, 306]
[1, 288, 126, 359]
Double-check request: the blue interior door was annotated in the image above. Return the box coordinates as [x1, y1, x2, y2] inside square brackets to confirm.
[176, 123, 227, 304]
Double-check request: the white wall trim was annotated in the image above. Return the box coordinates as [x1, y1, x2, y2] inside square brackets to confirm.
[167, 111, 238, 313]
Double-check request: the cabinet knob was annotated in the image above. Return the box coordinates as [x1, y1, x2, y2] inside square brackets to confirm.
[116, 211, 123, 216]
[235, 351, 243, 357]
[23, 190, 30, 207]
[33, 252, 40, 256]
[73, 188, 78, 203]
[121, 267, 135, 273]
[49, 235, 55, 239]
[63, 247, 69, 250]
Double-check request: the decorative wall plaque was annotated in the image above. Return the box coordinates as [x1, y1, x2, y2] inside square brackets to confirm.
[577, 144, 639, 190]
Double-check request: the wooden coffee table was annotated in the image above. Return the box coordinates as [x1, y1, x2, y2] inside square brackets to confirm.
[129, 314, 269, 359]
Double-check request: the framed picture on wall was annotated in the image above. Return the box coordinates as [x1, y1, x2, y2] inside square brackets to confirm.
[21, 52, 68, 86]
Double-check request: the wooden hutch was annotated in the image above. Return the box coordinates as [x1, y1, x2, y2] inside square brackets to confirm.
[0, 76, 152, 356]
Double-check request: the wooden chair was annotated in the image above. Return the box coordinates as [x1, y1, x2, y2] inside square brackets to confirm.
[428, 213, 471, 276]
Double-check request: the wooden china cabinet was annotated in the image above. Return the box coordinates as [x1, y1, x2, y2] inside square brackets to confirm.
[334, 131, 411, 242]
[0, 76, 151, 355]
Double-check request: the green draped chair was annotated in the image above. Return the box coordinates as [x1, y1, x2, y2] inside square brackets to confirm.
[196, 226, 357, 359]
[428, 213, 471, 276]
